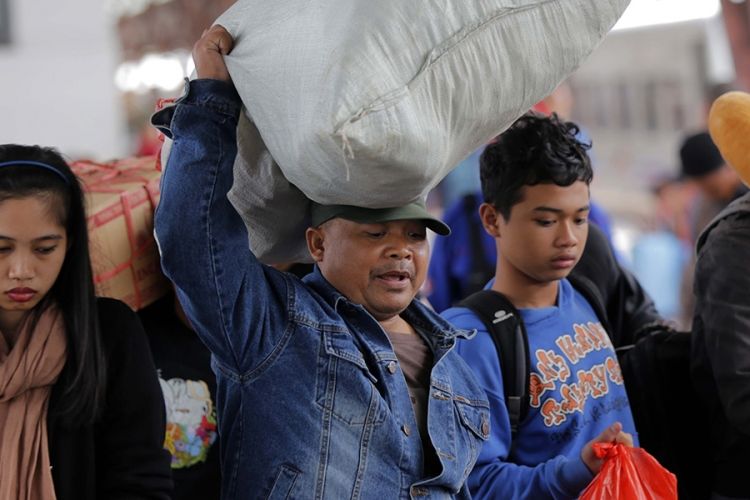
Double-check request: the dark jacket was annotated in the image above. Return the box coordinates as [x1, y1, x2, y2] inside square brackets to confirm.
[47, 297, 173, 500]
[691, 191, 750, 497]
[572, 223, 662, 347]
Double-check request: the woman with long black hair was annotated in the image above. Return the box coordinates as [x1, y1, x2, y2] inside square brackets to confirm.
[0, 144, 172, 500]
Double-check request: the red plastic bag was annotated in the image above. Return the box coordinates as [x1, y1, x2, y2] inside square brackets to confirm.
[580, 443, 677, 500]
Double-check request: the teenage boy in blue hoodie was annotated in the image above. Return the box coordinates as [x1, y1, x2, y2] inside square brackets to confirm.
[442, 113, 636, 499]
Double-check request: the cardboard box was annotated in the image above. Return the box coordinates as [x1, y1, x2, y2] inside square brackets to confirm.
[72, 157, 168, 310]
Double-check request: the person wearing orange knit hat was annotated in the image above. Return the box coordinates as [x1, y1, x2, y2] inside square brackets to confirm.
[690, 91, 750, 500]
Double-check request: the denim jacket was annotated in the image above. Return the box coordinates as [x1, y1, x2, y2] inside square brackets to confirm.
[153, 79, 490, 500]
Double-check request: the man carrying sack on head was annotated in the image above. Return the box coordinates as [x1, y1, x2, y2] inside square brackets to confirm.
[153, 26, 491, 498]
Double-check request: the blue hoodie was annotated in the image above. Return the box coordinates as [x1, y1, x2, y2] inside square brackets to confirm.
[443, 279, 637, 499]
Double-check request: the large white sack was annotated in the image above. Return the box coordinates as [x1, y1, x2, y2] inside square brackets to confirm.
[218, 0, 630, 263]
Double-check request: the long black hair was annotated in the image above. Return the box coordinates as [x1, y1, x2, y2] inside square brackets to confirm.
[0, 144, 106, 425]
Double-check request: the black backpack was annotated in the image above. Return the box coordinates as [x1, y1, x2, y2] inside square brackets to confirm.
[459, 275, 711, 500]
[460, 193, 496, 300]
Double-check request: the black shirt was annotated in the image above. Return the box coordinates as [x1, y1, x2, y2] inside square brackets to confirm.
[139, 295, 221, 500]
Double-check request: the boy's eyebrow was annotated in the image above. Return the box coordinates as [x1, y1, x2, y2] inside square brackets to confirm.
[532, 205, 591, 214]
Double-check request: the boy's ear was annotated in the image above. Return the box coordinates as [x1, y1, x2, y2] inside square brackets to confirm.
[479, 202, 502, 237]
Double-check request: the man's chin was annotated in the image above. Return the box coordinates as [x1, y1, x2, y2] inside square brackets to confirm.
[365, 296, 415, 320]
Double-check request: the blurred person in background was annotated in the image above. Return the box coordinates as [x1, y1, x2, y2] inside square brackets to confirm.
[139, 289, 221, 500]
[680, 131, 747, 242]
[630, 175, 693, 326]
[678, 131, 748, 327]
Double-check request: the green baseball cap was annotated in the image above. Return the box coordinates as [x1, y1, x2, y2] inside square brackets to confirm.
[311, 200, 451, 236]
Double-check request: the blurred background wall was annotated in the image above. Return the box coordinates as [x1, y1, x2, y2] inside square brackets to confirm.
[569, 2, 735, 238]
[0, 0, 126, 158]
[1, 0, 748, 170]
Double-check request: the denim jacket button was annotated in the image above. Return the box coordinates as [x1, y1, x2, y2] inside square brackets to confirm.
[481, 418, 490, 437]
[387, 361, 397, 374]
[402, 424, 411, 436]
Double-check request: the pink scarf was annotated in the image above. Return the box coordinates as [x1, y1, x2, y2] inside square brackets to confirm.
[0, 308, 67, 500]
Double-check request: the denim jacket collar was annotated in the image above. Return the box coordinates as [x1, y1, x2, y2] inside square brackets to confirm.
[303, 266, 475, 349]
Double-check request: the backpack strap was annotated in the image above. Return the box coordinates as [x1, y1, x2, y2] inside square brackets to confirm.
[458, 290, 529, 438]
[461, 193, 495, 297]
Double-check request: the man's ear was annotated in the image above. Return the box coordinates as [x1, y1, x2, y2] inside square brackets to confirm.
[305, 226, 325, 262]
[479, 202, 502, 237]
